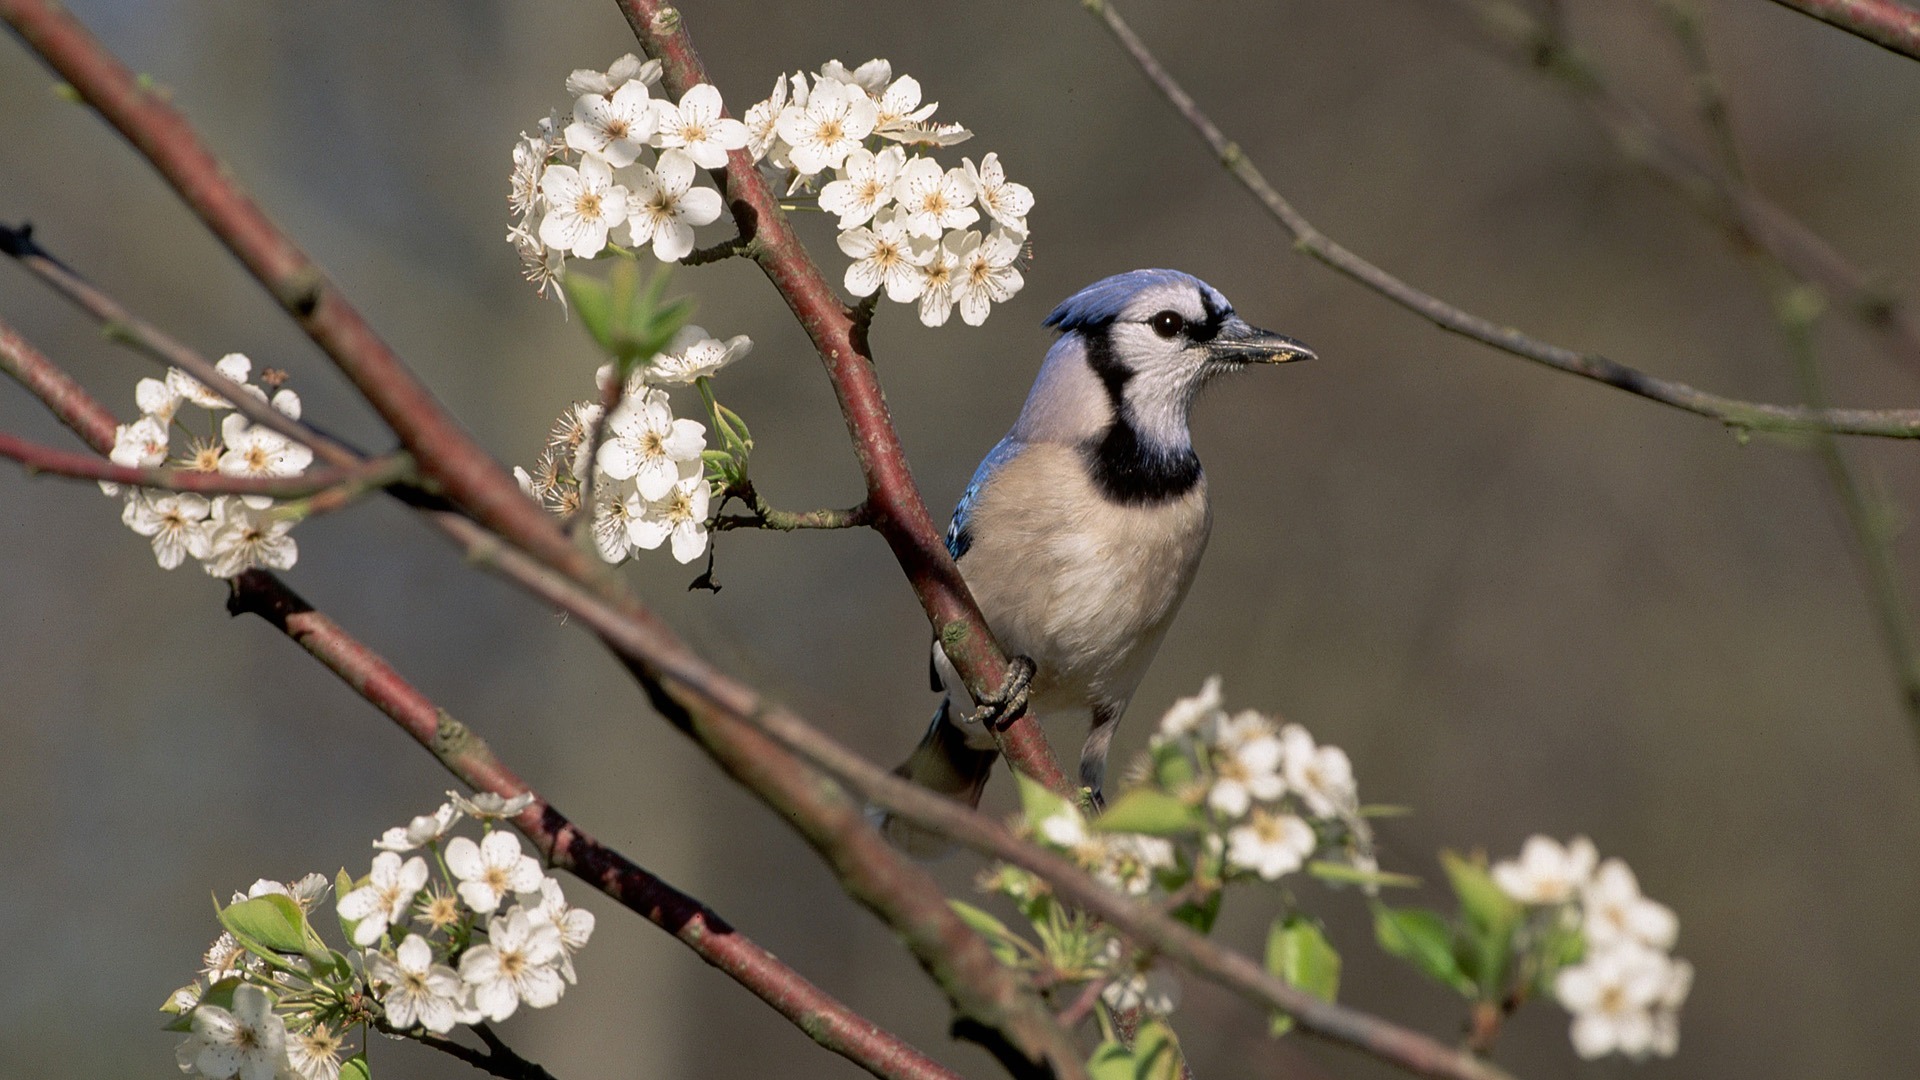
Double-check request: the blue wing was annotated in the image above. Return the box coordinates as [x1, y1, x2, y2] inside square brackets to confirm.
[945, 437, 1022, 561]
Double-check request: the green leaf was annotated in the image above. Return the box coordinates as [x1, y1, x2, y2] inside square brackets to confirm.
[1131, 1018, 1184, 1080]
[1087, 1040, 1135, 1080]
[1169, 885, 1223, 935]
[1265, 916, 1340, 1035]
[1150, 743, 1195, 791]
[1373, 905, 1474, 996]
[948, 900, 1025, 965]
[219, 894, 330, 967]
[1440, 851, 1521, 936]
[563, 274, 615, 352]
[1440, 851, 1521, 997]
[1307, 860, 1420, 889]
[1014, 772, 1074, 831]
[339, 1052, 371, 1080]
[1093, 788, 1200, 836]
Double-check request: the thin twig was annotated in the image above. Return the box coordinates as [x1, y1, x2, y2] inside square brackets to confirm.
[0, 430, 410, 500]
[404, 1024, 558, 1080]
[1080, 0, 1920, 438]
[712, 480, 872, 531]
[1, 221, 363, 468]
[1764, 0, 1920, 61]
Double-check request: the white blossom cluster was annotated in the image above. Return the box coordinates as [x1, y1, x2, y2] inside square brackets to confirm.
[507, 55, 1033, 327]
[102, 354, 309, 577]
[507, 54, 737, 299]
[983, 678, 1373, 1023]
[514, 325, 751, 565]
[1493, 835, 1692, 1060]
[757, 58, 1032, 326]
[167, 794, 594, 1080]
[1154, 676, 1369, 882]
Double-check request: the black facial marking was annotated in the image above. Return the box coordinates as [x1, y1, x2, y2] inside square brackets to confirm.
[1189, 291, 1227, 343]
[1079, 324, 1202, 504]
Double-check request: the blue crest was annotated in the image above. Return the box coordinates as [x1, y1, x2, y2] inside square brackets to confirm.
[1041, 269, 1230, 333]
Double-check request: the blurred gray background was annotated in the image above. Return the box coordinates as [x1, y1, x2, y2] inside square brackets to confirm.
[4, 1, 1919, 1077]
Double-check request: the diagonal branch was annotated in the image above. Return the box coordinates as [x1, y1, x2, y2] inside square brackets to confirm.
[437, 509, 1520, 1080]
[612, 0, 1071, 795]
[1764, 0, 1920, 61]
[226, 569, 965, 1080]
[0, 0, 598, 581]
[1079, 0, 1920, 439]
[0, 430, 411, 501]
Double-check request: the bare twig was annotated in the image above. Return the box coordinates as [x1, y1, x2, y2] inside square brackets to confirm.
[403, 1023, 558, 1080]
[712, 480, 872, 531]
[1080, 0, 1920, 439]
[0, 221, 364, 468]
[1455, 0, 1920, 375]
[1764, 0, 1920, 61]
[0, 430, 410, 500]
[613, 0, 1073, 794]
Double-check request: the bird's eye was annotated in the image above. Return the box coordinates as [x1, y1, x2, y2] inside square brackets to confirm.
[1149, 310, 1185, 338]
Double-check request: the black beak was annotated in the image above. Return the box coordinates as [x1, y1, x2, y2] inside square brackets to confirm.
[1207, 318, 1316, 364]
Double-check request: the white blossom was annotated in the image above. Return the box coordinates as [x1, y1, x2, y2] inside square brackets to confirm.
[1207, 713, 1284, 818]
[203, 497, 298, 578]
[1582, 858, 1680, 951]
[952, 227, 1024, 326]
[965, 152, 1034, 234]
[337, 851, 430, 947]
[109, 415, 170, 471]
[891, 157, 979, 239]
[284, 1022, 342, 1080]
[1094, 834, 1174, 897]
[1492, 835, 1597, 906]
[819, 145, 904, 230]
[617, 148, 723, 262]
[445, 831, 544, 915]
[565, 53, 658, 99]
[122, 491, 212, 569]
[644, 326, 752, 385]
[459, 908, 566, 1022]
[1279, 723, 1357, 818]
[1101, 962, 1180, 1016]
[589, 474, 638, 564]
[837, 206, 933, 302]
[174, 984, 288, 1080]
[167, 353, 253, 410]
[450, 790, 537, 820]
[217, 412, 313, 509]
[374, 802, 462, 853]
[136, 376, 181, 423]
[508, 132, 553, 220]
[1554, 942, 1672, 1060]
[1649, 957, 1693, 1057]
[651, 83, 748, 169]
[239, 874, 328, 912]
[627, 466, 711, 564]
[915, 231, 963, 327]
[1225, 808, 1316, 880]
[595, 387, 705, 500]
[508, 219, 567, 305]
[1158, 676, 1225, 742]
[519, 877, 595, 983]
[741, 73, 789, 163]
[818, 58, 893, 97]
[870, 74, 940, 141]
[775, 78, 877, 176]
[538, 156, 629, 259]
[564, 80, 656, 168]
[366, 934, 463, 1034]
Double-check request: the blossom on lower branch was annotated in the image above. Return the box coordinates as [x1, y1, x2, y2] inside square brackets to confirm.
[166, 796, 594, 1079]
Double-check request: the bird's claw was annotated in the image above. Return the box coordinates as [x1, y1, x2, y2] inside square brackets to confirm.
[965, 654, 1036, 732]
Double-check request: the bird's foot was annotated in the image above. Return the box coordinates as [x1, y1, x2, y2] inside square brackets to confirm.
[965, 654, 1036, 732]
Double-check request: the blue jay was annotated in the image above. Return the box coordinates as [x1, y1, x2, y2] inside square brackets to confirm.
[886, 269, 1312, 844]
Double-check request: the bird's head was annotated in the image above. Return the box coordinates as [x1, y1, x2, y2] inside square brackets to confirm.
[1023, 269, 1313, 451]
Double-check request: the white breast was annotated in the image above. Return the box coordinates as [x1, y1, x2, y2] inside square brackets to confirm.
[956, 442, 1211, 714]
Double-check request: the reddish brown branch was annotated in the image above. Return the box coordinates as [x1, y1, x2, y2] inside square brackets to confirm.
[0, 430, 410, 500]
[1766, 0, 1920, 60]
[0, 319, 118, 452]
[225, 569, 963, 1080]
[0, 0, 596, 581]
[612, 0, 1071, 795]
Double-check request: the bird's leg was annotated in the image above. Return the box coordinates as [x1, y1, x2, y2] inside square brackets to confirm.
[1080, 702, 1122, 812]
[964, 654, 1036, 732]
